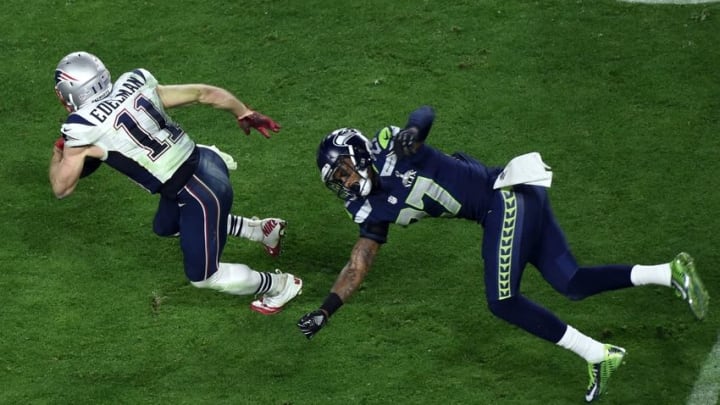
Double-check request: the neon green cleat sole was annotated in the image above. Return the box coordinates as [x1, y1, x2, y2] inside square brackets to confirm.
[671, 252, 710, 320]
[585, 344, 626, 403]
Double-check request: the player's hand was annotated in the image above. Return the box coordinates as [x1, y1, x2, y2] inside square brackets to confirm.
[237, 111, 281, 139]
[297, 309, 328, 340]
[393, 127, 419, 158]
[54, 137, 65, 151]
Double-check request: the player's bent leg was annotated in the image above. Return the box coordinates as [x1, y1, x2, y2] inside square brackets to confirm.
[190, 264, 301, 314]
[153, 196, 181, 237]
[191, 263, 264, 295]
[562, 265, 634, 300]
[486, 295, 567, 343]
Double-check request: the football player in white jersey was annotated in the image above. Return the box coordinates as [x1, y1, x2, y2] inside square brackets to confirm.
[49, 51, 301, 315]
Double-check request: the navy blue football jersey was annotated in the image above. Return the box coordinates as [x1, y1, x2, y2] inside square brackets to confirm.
[344, 126, 503, 243]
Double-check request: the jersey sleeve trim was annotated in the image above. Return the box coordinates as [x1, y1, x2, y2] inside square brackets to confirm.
[132, 68, 146, 80]
[359, 221, 389, 244]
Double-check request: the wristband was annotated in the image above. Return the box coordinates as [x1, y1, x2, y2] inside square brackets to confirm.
[320, 292, 344, 317]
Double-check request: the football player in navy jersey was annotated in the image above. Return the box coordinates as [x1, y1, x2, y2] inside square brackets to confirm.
[297, 105, 709, 402]
[49, 51, 301, 315]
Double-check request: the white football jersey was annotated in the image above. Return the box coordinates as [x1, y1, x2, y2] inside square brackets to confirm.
[60, 68, 195, 193]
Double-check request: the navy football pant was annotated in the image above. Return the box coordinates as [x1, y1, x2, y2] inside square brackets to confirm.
[482, 185, 634, 343]
[153, 147, 233, 282]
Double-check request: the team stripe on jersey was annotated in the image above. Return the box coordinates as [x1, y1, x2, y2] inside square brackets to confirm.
[498, 190, 517, 300]
[379, 153, 397, 176]
[353, 199, 373, 224]
[66, 113, 95, 126]
[131, 68, 146, 80]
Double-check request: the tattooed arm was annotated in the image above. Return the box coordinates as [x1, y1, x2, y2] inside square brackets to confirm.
[297, 237, 381, 339]
[331, 237, 381, 302]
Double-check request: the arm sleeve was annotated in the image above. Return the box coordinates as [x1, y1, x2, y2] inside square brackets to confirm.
[404, 105, 435, 142]
[80, 157, 103, 178]
[358, 221, 390, 244]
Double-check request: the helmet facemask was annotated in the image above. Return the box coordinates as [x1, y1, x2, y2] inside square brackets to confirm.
[317, 128, 374, 201]
[321, 157, 373, 200]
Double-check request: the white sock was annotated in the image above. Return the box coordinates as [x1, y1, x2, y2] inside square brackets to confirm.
[191, 263, 271, 295]
[556, 325, 606, 363]
[227, 215, 264, 241]
[227, 214, 243, 237]
[630, 263, 671, 286]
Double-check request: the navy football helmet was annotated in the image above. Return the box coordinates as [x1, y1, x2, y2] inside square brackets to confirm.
[54, 51, 112, 112]
[317, 128, 374, 200]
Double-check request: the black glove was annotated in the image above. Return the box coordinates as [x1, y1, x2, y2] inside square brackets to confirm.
[393, 127, 419, 158]
[297, 310, 328, 340]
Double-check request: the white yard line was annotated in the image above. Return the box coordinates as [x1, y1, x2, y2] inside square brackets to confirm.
[687, 332, 720, 405]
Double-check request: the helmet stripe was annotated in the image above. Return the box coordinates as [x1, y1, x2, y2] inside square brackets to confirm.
[54, 70, 79, 83]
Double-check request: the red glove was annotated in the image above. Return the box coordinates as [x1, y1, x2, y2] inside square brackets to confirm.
[237, 111, 281, 139]
[54, 137, 65, 150]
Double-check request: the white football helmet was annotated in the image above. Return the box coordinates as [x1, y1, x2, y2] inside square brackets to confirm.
[54, 51, 112, 112]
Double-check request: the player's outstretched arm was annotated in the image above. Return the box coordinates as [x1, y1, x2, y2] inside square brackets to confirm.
[157, 84, 249, 113]
[394, 105, 435, 158]
[297, 237, 381, 339]
[156, 84, 280, 138]
[331, 237, 381, 301]
[404, 105, 435, 141]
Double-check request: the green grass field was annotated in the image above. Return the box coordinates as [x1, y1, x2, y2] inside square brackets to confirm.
[2, 0, 719, 404]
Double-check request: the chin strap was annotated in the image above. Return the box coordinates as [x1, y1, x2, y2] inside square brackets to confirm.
[357, 169, 372, 197]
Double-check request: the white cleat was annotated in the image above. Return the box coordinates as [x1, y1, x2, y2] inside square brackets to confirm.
[250, 271, 302, 315]
[259, 218, 287, 257]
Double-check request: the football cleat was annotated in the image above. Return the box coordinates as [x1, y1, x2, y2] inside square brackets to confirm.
[585, 344, 626, 403]
[250, 270, 302, 315]
[258, 217, 286, 257]
[671, 252, 709, 320]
